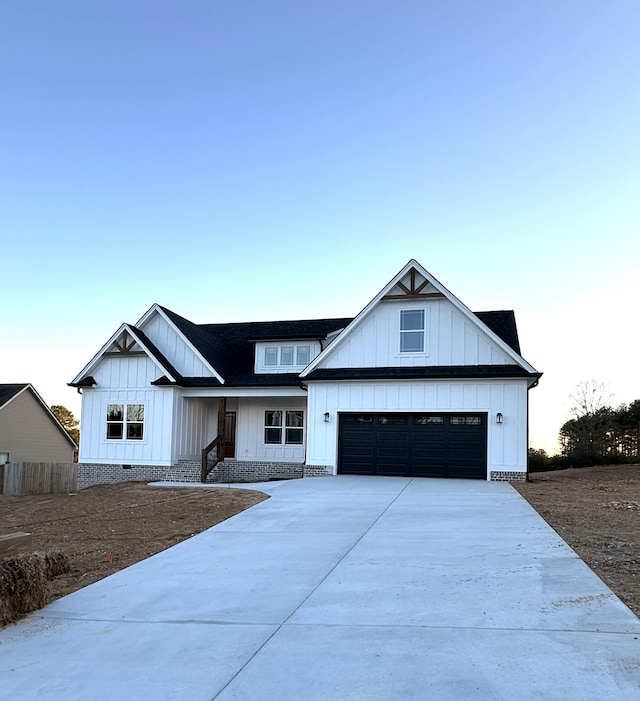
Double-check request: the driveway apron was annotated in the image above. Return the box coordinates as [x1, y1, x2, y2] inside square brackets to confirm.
[2, 476, 640, 700]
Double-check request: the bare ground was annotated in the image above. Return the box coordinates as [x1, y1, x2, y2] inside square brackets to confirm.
[0, 482, 268, 602]
[514, 464, 640, 617]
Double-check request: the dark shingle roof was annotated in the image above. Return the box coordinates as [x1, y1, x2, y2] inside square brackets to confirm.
[0, 384, 28, 409]
[474, 311, 521, 355]
[303, 366, 540, 381]
[152, 307, 524, 386]
[158, 308, 352, 386]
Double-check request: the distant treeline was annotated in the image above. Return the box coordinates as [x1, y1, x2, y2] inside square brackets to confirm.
[530, 399, 640, 472]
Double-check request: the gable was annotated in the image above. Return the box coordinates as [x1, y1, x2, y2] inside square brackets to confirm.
[0, 384, 77, 454]
[137, 308, 220, 380]
[301, 259, 539, 380]
[319, 297, 514, 369]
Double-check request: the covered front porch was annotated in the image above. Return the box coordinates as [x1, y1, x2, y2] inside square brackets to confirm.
[176, 388, 309, 483]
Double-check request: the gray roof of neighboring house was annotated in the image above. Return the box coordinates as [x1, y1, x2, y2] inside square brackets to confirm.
[0, 384, 29, 409]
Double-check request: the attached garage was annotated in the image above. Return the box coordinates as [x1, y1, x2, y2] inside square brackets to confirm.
[337, 412, 487, 479]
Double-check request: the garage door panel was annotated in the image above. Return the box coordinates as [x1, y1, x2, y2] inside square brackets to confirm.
[338, 412, 487, 479]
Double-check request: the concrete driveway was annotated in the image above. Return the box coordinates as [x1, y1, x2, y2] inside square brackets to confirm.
[2, 476, 640, 700]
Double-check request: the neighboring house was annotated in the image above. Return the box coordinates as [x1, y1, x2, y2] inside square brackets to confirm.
[70, 260, 541, 488]
[0, 384, 77, 465]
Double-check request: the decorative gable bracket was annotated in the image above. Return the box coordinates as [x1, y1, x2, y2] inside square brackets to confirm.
[382, 267, 445, 300]
[103, 330, 146, 357]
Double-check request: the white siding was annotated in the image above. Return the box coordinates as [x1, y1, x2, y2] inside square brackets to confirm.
[305, 379, 528, 478]
[79, 356, 174, 465]
[255, 341, 322, 374]
[235, 397, 307, 462]
[322, 299, 513, 369]
[173, 397, 239, 460]
[140, 313, 214, 378]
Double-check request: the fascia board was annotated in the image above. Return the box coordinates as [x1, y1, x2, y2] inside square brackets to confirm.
[71, 322, 179, 385]
[70, 323, 131, 384]
[26, 384, 78, 448]
[422, 270, 539, 374]
[300, 259, 425, 377]
[138, 304, 225, 385]
[301, 259, 538, 377]
[124, 325, 179, 383]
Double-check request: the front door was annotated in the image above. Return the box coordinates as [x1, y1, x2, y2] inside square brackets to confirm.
[224, 412, 236, 458]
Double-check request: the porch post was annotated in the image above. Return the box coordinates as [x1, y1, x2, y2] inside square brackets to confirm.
[217, 397, 227, 459]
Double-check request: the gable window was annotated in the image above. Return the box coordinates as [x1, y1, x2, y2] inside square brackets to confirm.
[107, 404, 144, 440]
[264, 410, 304, 445]
[400, 309, 425, 353]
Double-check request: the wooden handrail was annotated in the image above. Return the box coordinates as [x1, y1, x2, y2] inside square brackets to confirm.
[201, 434, 224, 483]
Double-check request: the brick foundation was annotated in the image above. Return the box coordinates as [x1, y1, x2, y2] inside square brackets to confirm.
[303, 464, 333, 477]
[77, 459, 310, 488]
[490, 470, 526, 482]
[208, 460, 304, 483]
[77, 463, 167, 490]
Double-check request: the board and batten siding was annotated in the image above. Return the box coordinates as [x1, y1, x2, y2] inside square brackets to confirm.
[0, 389, 75, 463]
[140, 312, 214, 378]
[78, 355, 174, 465]
[323, 299, 513, 369]
[235, 397, 307, 462]
[173, 397, 239, 460]
[305, 379, 528, 477]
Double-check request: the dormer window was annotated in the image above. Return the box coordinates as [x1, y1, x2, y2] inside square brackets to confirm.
[265, 348, 278, 366]
[400, 309, 425, 353]
[262, 344, 312, 368]
[281, 346, 294, 365]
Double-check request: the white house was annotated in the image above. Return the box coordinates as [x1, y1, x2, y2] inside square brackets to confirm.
[70, 260, 540, 488]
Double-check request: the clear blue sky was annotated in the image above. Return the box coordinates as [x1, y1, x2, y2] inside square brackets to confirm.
[1, 1, 639, 453]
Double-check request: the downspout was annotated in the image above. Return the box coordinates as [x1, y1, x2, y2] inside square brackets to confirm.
[526, 376, 540, 482]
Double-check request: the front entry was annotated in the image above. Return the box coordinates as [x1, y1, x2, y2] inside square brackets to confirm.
[224, 412, 236, 458]
[337, 412, 487, 479]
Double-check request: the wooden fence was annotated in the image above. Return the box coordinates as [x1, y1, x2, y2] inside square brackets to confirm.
[1, 462, 78, 496]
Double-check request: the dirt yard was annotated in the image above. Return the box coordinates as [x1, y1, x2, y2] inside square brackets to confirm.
[2, 467, 640, 619]
[514, 464, 640, 617]
[0, 483, 268, 602]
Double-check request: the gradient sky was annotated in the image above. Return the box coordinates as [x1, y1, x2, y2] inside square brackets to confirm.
[1, 1, 639, 453]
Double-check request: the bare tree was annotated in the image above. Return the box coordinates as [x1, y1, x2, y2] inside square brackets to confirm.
[560, 381, 614, 463]
[568, 380, 613, 419]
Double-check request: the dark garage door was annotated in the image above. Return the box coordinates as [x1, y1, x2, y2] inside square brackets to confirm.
[338, 412, 487, 479]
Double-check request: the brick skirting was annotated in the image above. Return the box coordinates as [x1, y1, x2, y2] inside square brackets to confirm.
[77, 463, 167, 489]
[490, 470, 526, 482]
[77, 460, 311, 488]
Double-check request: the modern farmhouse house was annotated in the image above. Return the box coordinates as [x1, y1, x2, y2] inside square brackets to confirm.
[70, 260, 540, 488]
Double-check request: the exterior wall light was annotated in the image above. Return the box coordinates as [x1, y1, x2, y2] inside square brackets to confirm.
[496, 412, 503, 424]
[323, 412, 330, 423]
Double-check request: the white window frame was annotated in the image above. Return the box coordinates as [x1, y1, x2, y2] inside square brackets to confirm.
[399, 309, 426, 353]
[264, 410, 304, 445]
[106, 403, 145, 441]
[262, 344, 314, 369]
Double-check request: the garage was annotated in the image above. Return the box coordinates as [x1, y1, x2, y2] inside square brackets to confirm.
[337, 412, 487, 479]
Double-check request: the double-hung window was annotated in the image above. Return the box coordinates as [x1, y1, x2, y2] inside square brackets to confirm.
[264, 410, 304, 445]
[106, 404, 145, 440]
[400, 309, 425, 353]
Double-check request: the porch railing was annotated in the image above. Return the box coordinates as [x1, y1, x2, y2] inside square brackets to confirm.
[201, 434, 224, 483]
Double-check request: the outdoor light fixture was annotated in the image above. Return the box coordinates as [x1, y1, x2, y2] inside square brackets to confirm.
[496, 412, 503, 424]
[323, 412, 330, 423]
